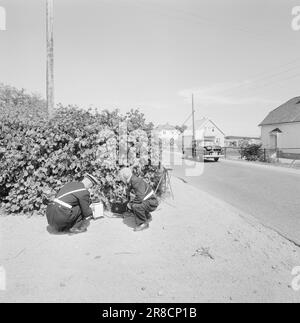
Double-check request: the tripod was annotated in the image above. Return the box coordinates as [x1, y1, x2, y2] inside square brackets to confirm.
[155, 167, 174, 199]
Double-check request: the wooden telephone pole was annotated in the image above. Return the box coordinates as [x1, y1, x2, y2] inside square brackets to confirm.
[46, 0, 54, 119]
[192, 93, 196, 157]
[192, 93, 195, 141]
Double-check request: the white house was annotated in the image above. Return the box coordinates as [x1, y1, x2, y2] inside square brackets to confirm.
[182, 118, 225, 147]
[259, 97, 300, 151]
[153, 124, 180, 143]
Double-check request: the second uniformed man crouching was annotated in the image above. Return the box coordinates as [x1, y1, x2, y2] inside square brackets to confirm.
[119, 167, 159, 232]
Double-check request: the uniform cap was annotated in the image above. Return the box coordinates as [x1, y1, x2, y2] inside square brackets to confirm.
[84, 173, 100, 186]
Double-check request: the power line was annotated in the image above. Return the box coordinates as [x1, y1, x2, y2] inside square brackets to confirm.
[109, 0, 300, 98]
[181, 113, 193, 126]
[133, 0, 278, 43]
[217, 68, 300, 98]
[101, 0, 300, 94]
[243, 72, 300, 93]
[245, 57, 300, 80]
[214, 62, 300, 97]
[195, 56, 300, 99]
[101, 0, 273, 42]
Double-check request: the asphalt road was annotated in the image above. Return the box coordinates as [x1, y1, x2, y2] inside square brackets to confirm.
[173, 159, 300, 245]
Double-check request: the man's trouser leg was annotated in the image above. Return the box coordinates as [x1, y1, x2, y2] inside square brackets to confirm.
[46, 203, 69, 232]
[131, 202, 148, 226]
[68, 206, 86, 230]
[46, 204, 84, 232]
[145, 197, 159, 220]
[132, 198, 159, 226]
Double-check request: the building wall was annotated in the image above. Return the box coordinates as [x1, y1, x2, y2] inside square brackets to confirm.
[183, 120, 225, 147]
[202, 122, 225, 147]
[225, 138, 262, 148]
[225, 139, 239, 147]
[154, 129, 179, 142]
[261, 122, 300, 149]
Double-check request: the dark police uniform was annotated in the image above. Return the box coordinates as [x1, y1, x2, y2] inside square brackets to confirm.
[128, 175, 159, 226]
[46, 182, 93, 232]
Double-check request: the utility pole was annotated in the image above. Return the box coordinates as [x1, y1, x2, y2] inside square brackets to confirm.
[46, 0, 54, 119]
[192, 93, 196, 157]
[192, 93, 195, 141]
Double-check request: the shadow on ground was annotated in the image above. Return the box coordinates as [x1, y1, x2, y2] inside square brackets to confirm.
[46, 219, 91, 235]
[123, 215, 136, 229]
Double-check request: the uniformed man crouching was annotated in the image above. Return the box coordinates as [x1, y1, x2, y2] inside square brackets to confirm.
[46, 173, 99, 234]
[119, 167, 159, 232]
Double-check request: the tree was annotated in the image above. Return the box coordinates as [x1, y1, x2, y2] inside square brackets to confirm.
[126, 109, 154, 132]
[175, 125, 188, 134]
[0, 84, 47, 122]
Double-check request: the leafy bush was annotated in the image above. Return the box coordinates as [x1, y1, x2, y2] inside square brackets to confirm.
[0, 85, 164, 215]
[0, 83, 48, 122]
[240, 144, 263, 161]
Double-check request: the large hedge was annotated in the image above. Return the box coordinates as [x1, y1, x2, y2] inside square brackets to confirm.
[0, 84, 163, 215]
[240, 143, 263, 161]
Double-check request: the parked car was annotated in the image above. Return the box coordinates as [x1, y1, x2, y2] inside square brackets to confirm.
[182, 138, 224, 162]
[202, 144, 223, 162]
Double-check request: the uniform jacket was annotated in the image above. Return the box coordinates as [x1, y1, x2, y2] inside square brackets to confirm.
[56, 182, 93, 218]
[127, 175, 154, 204]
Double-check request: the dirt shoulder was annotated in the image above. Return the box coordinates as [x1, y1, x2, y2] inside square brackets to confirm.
[0, 177, 300, 303]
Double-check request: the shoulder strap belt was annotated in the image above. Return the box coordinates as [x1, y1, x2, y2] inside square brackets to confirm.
[57, 188, 87, 200]
[54, 188, 88, 209]
[143, 190, 154, 201]
[142, 182, 155, 201]
[53, 199, 72, 209]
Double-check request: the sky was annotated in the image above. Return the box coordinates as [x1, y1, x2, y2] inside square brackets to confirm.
[0, 0, 300, 136]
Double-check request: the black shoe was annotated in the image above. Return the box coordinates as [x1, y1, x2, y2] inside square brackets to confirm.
[69, 226, 87, 234]
[134, 223, 149, 232]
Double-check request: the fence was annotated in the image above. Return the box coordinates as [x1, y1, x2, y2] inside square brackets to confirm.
[222, 147, 300, 168]
[112, 142, 300, 166]
[128, 142, 300, 169]
[179, 145, 300, 168]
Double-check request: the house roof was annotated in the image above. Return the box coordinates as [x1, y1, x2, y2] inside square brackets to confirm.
[270, 128, 282, 134]
[186, 118, 225, 135]
[155, 123, 176, 131]
[259, 97, 300, 126]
